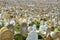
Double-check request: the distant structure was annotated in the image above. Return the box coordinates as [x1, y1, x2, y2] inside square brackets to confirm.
[0, 0, 60, 7]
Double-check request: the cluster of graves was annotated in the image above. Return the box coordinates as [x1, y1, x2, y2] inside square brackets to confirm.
[0, 1, 60, 40]
[0, 8, 60, 40]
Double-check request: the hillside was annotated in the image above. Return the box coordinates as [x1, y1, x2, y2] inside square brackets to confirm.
[0, 0, 60, 7]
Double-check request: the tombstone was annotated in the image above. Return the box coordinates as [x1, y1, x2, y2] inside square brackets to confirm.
[2, 12, 10, 19]
[20, 22, 28, 36]
[26, 26, 38, 40]
[0, 27, 8, 33]
[45, 34, 52, 40]
[43, 23, 48, 31]
[52, 18, 57, 27]
[40, 20, 44, 25]
[39, 21, 48, 35]
[58, 21, 60, 26]
[28, 24, 37, 32]
[0, 14, 2, 19]
[46, 28, 51, 36]
[4, 21, 9, 27]
[39, 20, 44, 32]
[22, 19, 27, 23]
[27, 20, 32, 26]
[50, 31, 54, 38]
[0, 21, 2, 28]
[19, 17, 24, 24]
[0, 30, 14, 40]
[54, 32, 60, 40]
[28, 26, 33, 32]
[32, 24, 37, 31]
[52, 19, 57, 25]
[39, 25, 44, 34]
[10, 19, 16, 26]
[7, 24, 14, 34]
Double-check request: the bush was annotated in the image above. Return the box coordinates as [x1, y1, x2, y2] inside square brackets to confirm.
[35, 22, 40, 29]
[14, 24, 20, 32]
[38, 34, 43, 39]
[40, 17, 47, 21]
[58, 28, 60, 31]
[29, 22, 35, 26]
[14, 34, 26, 40]
[29, 21, 40, 29]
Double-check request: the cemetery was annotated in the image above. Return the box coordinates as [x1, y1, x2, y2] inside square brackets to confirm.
[0, 0, 60, 40]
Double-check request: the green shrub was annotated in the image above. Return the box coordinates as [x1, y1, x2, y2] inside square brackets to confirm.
[35, 22, 40, 29]
[58, 28, 60, 31]
[40, 17, 47, 21]
[14, 34, 26, 40]
[29, 21, 40, 29]
[29, 22, 35, 26]
[14, 24, 20, 32]
[51, 26, 55, 31]
[38, 34, 43, 39]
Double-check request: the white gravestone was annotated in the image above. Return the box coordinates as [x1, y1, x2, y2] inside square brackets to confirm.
[27, 20, 32, 25]
[43, 23, 48, 31]
[50, 31, 54, 38]
[39, 22, 48, 34]
[52, 19, 57, 26]
[0, 14, 2, 19]
[0, 22, 2, 26]
[4, 22, 9, 27]
[26, 25, 38, 40]
[10, 19, 16, 26]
